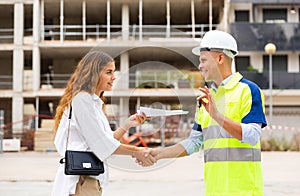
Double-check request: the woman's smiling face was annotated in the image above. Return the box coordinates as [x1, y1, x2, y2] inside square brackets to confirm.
[96, 61, 116, 94]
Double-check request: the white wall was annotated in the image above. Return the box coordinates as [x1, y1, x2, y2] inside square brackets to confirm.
[229, 3, 253, 23]
[288, 53, 300, 72]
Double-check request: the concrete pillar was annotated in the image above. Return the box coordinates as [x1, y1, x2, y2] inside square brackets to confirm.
[209, 0, 212, 31]
[33, 0, 41, 91]
[41, 0, 45, 40]
[166, 0, 170, 38]
[32, 48, 41, 91]
[12, 95, 24, 134]
[119, 97, 130, 132]
[82, 0, 86, 40]
[60, 0, 64, 42]
[13, 2, 24, 134]
[191, 0, 195, 38]
[223, 0, 229, 31]
[119, 52, 130, 131]
[288, 53, 299, 72]
[119, 52, 130, 89]
[122, 4, 129, 40]
[14, 3, 24, 46]
[139, 0, 143, 41]
[35, 97, 39, 131]
[107, 0, 111, 40]
[13, 51, 24, 92]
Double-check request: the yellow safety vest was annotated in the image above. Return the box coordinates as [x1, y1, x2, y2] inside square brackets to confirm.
[195, 73, 266, 196]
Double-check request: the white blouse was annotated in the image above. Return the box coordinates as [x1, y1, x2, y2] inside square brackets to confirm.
[51, 92, 120, 196]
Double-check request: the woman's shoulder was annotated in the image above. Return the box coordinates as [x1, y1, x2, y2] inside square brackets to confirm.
[74, 91, 92, 100]
[73, 92, 93, 105]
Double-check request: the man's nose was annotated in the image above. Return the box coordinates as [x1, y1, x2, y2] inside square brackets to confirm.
[198, 63, 202, 70]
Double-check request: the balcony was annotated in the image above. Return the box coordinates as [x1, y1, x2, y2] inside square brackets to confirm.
[5, 71, 299, 91]
[40, 70, 204, 90]
[42, 24, 216, 42]
[230, 23, 300, 51]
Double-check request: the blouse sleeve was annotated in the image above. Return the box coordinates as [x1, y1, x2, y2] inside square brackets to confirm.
[72, 93, 120, 161]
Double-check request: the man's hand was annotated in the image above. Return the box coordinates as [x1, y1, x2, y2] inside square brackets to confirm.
[133, 147, 157, 167]
[198, 86, 220, 119]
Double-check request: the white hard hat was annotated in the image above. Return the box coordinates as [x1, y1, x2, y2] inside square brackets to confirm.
[192, 30, 238, 58]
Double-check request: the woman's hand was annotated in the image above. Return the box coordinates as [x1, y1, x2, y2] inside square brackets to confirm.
[114, 113, 149, 141]
[133, 147, 157, 167]
[120, 112, 148, 131]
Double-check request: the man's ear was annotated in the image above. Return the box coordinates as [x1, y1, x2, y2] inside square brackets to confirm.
[217, 53, 225, 64]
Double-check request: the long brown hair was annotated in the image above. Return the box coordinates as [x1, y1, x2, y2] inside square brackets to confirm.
[53, 51, 114, 133]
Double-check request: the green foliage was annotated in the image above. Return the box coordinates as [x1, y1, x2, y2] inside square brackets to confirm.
[247, 65, 259, 73]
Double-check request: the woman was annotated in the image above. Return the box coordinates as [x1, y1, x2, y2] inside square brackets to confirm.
[51, 51, 155, 196]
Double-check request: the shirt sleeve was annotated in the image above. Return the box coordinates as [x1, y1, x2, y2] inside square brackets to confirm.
[241, 123, 262, 146]
[73, 93, 120, 161]
[179, 121, 203, 155]
[240, 80, 267, 128]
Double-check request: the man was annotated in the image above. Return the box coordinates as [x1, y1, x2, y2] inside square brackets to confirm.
[149, 30, 267, 195]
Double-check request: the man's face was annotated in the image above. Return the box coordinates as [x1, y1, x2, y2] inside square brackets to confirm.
[198, 51, 221, 82]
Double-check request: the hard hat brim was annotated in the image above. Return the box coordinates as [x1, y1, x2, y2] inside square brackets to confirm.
[192, 46, 201, 56]
[192, 46, 238, 58]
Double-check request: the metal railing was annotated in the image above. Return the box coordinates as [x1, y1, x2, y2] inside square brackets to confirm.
[2, 71, 300, 91]
[0, 29, 14, 40]
[0, 24, 215, 43]
[0, 28, 32, 43]
[40, 71, 204, 89]
[42, 24, 216, 41]
[40, 73, 71, 88]
[0, 75, 13, 89]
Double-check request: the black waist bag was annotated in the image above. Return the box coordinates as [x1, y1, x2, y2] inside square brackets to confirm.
[63, 150, 104, 176]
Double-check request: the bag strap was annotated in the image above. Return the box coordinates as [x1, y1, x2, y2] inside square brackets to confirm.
[65, 104, 72, 151]
[60, 104, 72, 164]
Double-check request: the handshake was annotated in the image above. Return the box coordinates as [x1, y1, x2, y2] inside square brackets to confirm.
[132, 147, 161, 167]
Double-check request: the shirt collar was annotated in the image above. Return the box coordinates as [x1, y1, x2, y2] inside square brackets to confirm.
[211, 72, 243, 92]
[92, 93, 104, 104]
[211, 73, 234, 91]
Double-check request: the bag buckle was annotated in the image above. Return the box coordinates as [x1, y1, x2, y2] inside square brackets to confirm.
[82, 162, 92, 168]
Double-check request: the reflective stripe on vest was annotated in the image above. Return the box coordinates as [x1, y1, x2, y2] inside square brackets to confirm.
[204, 138, 261, 149]
[202, 125, 232, 140]
[204, 148, 261, 162]
[202, 125, 261, 162]
[202, 126, 261, 149]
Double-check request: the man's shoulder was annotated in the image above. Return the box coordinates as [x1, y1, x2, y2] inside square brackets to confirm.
[239, 77, 261, 91]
